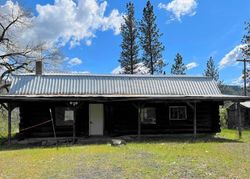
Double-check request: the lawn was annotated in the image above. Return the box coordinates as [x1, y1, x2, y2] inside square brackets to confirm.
[0, 129, 250, 179]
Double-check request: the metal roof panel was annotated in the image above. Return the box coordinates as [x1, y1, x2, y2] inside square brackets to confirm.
[9, 74, 222, 96]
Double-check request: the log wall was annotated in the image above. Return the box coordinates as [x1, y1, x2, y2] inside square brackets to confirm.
[18, 100, 221, 138]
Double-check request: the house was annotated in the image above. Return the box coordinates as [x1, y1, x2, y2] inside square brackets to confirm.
[0, 62, 249, 143]
[227, 102, 250, 129]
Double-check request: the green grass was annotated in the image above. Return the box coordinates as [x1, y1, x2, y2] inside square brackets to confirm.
[0, 129, 250, 179]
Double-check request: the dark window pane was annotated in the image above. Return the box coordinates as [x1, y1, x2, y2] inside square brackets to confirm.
[141, 108, 156, 124]
[170, 106, 187, 120]
[55, 107, 74, 126]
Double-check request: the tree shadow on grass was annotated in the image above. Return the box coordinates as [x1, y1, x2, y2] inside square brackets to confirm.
[122, 134, 244, 144]
[0, 133, 245, 151]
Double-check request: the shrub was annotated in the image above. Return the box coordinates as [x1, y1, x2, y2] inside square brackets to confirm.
[219, 106, 228, 128]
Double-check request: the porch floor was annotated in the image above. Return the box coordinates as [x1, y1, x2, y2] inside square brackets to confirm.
[7, 133, 217, 146]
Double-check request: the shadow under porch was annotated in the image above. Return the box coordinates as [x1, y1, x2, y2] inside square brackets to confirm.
[17, 101, 89, 138]
[104, 101, 221, 136]
[6, 100, 222, 141]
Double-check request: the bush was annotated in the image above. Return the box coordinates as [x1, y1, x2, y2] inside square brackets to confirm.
[219, 106, 228, 128]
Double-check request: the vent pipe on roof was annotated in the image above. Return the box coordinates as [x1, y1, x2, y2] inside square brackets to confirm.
[35, 60, 43, 75]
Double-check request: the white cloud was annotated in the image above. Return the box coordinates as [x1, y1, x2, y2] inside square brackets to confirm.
[67, 57, 82, 66]
[158, 0, 197, 21]
[186, 62, 198, 70]
[70, 71, 90, 74]
[112, 62, 150, 75]
[230, 75, 243, 86]
[112, 66, 123, 74]
[101, 9, 123, 35]
[230, 70, 250, 86]
[7, 0, 124, 48]
[85, 39, 92, 46]
[134, 63, 150, 74]
[219, 44, 246, 69]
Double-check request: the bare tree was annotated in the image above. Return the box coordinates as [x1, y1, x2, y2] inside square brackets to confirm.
[0, 3, 62, 91]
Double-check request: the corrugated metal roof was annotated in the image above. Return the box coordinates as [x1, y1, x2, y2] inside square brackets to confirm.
[9, 74, 222, 96]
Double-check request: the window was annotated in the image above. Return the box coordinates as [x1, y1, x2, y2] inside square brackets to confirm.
[55, 107, 74, 126]
[141, 107, 156, 124]
[169, 106, 187, 120]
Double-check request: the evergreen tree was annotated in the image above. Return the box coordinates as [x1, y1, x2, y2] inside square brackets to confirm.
[139, 0, 165, 74]
[204, 57, 219, 81]
[241, 21, 250, 60]
[171, 53, 186, 75]
[119, 2, 139, 74]
[241, 21, 250, 93]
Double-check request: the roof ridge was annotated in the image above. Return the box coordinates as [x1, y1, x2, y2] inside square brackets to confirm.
[13, 73, 213, 79]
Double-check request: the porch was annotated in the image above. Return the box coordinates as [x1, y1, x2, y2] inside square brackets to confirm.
[2, 99, 225, 144]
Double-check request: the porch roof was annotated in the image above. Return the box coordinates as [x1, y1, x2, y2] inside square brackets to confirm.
[0, 94, 250, 102]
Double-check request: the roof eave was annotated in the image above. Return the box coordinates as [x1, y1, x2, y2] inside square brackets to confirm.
[0, 94, 249, 102]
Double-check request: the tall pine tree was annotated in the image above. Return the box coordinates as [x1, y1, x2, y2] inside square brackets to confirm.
[204, 57, 219, 81]
[240, 21, 250, 92]
[241, 21, 250, 60]
[139, 0, 165, 75]
[119, 2, 139, 74]
[171, 53, 186, 75]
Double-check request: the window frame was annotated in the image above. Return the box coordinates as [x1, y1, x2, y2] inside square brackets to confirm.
[140, 107, 156, 124]
[55, 107, 74, 126]
[169, 106, 187, 121]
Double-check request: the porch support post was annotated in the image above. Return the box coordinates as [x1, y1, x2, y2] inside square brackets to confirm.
[193, 102, 197, 138]
[138, 105, 141, 138]
[7, 104, 12, 145]
[49, 108, 57, 147]
[73, 109, 76, 143]
[237, 102, 242, 139]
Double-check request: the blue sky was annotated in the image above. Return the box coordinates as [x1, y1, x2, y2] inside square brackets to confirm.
[2, 0, 250, 85]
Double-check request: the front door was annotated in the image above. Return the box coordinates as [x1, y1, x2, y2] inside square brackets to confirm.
[89, 104, 104, 136]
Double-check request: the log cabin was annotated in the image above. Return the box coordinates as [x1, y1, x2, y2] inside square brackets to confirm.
[0, 61, 249, 143]
[227, 102, 250, 129]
